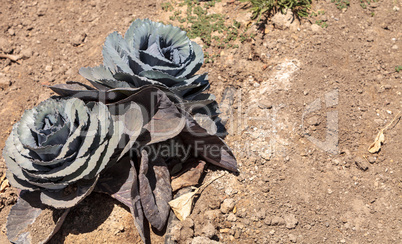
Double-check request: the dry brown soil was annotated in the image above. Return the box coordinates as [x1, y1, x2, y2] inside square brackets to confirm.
[0, 0, 401, 243]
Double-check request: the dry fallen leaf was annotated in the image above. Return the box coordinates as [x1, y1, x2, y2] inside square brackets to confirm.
[169, 173, 226, 221]
[171, 161, 206, 192]
[368, 129, 385, 153]
[368, 112, 401, 154]
[168, 188, 198, 221]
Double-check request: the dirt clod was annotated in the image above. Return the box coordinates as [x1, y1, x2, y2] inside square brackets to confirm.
[284, 214, 298, 229]
[220, 198, 235, 214]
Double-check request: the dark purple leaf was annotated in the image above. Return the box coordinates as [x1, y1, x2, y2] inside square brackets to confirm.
[95, 156, 149, 243]
[139, 150, 172, 231]
[178, 113, 237, 172]
[7, 191, 70, 244]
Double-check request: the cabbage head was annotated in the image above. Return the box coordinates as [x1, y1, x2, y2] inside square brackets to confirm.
[79, 19, 210, 102]
[3, 98, 123, 209]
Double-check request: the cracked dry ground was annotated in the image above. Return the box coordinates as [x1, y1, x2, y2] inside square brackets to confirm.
[0, 0, 401, 243]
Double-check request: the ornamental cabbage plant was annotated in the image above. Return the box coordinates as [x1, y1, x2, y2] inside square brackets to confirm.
[4, 19, 237, 244]
[4, 97, 125, 243]
[3, 98, 124, 208]
[79, 19, 214, 108]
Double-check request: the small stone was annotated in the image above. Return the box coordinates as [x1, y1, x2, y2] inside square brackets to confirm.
[289, 234, 297, 243]
[255, 210, 266, 220]
[192, 236, 219, 244]
[0, 77, 11, 90]
[221, 198, 236, 214]
[71, 33, 87, 46]
[391, 45, 398, 50]
[227, 213, 237, 222]
[8, 28, 15, 36]
[258, 100, 273, 109]
[204, 210, 221, 221]
[0, 37, 13, 53]
[355, 156, 369, 171]
[368, 156, 376, 164]
[307, 116, 320, 126]
[169, 222, 182, 241]
[208, 199, 221, 209]
[180, 226, 194, 240]
[264, 217, 272, 226]
[261, 185, 270, 193]
[182, 218, 194, 229]
[269, 229, 275, 235]
[224, 187, 238, 197]
[284, 214, 298, 229]
[271, 11, 298, 30]
[1, 224, 7, 234]
[234, 229, 241, 239]
[271, 216, 285, 226]
[37, 5, 48, 16]
[311, 24, 321, 33]
[202, 222, 216, 239]
[21, 48, 33, 58]
[45, 65, 53, 72]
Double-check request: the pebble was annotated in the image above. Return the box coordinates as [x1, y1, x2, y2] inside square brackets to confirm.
[208, 199, 221, 210]
[258, 100, 273, 109]
[45, 65, 53, 72]
[264, 217, 272, 226]
[284, 214, 298, 229]
[289, 234, 297, 243]
[271, 216, 285, 226]
[201, 222, 216, 238]
[307, 116, 320, 126]
[368, 156, 376, 164]
[0, 37, 13, 53]
[224, 187, 238, 197]
[311, 24, 321, 33]
[71, 33, 87, 46]
[192, 236, 219, 244]
[8, 28, 15, 36]
[204, 210, 221, 221]
[227, 213, 237, 222]
[355, 156, 369, 171]
[21, 48, 33, 58]
[0, 77, 11, 90]
[182, 218, 194, 229]
[221, 198, 236, 214]
[37, 5, 48, 16]
[391, 45, 398, 50]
